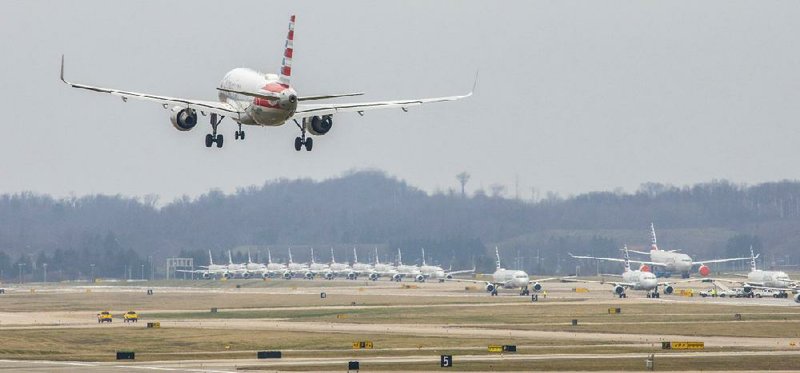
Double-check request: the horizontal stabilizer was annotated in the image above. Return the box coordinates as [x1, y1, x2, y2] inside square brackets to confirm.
[298, 92, 365, 101]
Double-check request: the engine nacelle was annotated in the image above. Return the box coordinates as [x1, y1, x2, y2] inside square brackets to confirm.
[202, 272, 212, 279]
[241, 272, 252, 279]
[795, 293, 800, 303]
[485, 283, 496, 293]
[282, 271, 293, 279]
[261, 272, 270, 279]
[415, 274, 426, 282]
[307, 115, 333, 135]
[446, 274, 454, 279]
[347, 272, 358, 280]
[532, 282, 542, 292]
[698, 264, 711, 277]
[663, 284, 674, 295]
[369, 272, 380, 281]
[392, 273, 403, 282]
[304, 271, 314, 280]
[170, 107, 198, 131]
[743, 286, 753, 294]
[639, 264, 651, 272]
[324, 271, 335, 280]
[222, 272, 233, 279]
[614, 285, 625, 295]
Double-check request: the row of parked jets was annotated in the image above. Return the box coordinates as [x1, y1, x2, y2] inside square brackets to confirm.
[181, 248, 474, 283]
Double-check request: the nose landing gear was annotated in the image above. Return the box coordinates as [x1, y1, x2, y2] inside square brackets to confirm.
[234, 123, 246, 140]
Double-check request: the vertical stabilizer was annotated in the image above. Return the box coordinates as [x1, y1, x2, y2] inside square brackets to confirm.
[228, 251, 233, 265]
[310, 248, 316, 264]
[397, 249, 403, 265]
[279, 15, 295, 85]
[208, 250, 214, 266]
[421, 248, 427, 266]
[495, 247, 502, 270]
[623, 245, 631, 272]
[650, 223, 659, 251]
[288, 248, 294, 264]
[353, 248, 359, 264]
[330, 248, 336, 264]
[750, 246, 758, 272]
[374, 247, 381, 264]
[247, 250, 253, 264]
[267, 248, 273, 264]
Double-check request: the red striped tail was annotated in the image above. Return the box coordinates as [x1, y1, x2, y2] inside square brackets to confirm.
[279, 15, 295, 86]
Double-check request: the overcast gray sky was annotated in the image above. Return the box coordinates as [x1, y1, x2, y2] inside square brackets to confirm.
[1, 0, 799, 202]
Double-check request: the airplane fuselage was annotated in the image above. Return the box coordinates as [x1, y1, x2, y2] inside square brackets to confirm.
[217, 68, 297, 126]
[621, 270, 659, 291]
[649, 250, 693, 274]
[493, 269, 530, 289]
[748, 270, 793, 288]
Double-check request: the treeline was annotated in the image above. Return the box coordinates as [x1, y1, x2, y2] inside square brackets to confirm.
[1, 171, 799, 280]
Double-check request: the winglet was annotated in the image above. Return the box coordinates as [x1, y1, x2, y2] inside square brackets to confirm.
[470, 69, 479, 96]
[60, 55, 68, 84]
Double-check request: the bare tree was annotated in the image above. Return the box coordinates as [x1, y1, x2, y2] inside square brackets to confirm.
[456, 172, 471, 198]
[490, 184, 507, 198]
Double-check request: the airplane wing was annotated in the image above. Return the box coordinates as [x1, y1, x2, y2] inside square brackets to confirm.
[291, 74, 477, 119]
[446, 268, 476, 276]
[626, 249, 652, 256]
[60, 56, 243, 118]
[569, 253, 660, 266]
[562, 277, 634, 288]
[694, 254, 758, 265]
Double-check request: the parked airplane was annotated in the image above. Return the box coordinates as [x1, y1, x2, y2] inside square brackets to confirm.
[373, 248, 399, 281]
[225, 251, 245, 277]
[351, 248, 378, 280]
[238, 250, 267, 279]
[570, 246, 676, 298]
[329, 248, 356, 279]
[713, 247, 799, 302]
[596, 223, 754, 278]
[287, 248, 313, 279]
[418, 248, 474, 282]
[308, 248, 334, 280]
[395, 249, 422, 282]
[61, 15, 473, 150]
[266, 249, 293, 279]
[455, 247, 555, 296]
[179, 250, 231, 279]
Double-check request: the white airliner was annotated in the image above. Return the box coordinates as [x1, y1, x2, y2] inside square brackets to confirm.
[395, 249, 423, 282]
[372, 248, 400, 281]
[585, 224, 754, 278]
[418, 248, 474, 282]
[455, 247, 556, 296]
[266, 249, 293, 279]
[61, 15, 473, 150]
[308, 248, 334, 280]
[711, 247, 799, 302]
[329, 248, 356, 280]
[179, 250, 231, 279]
[287, 248, 313, 279]
[351, 248, 378, 280]
[570, 246, 677, 298]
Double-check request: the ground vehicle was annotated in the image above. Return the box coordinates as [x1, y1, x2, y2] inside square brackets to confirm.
[97, 311, 112, 323]
[123, 311, 138, 323]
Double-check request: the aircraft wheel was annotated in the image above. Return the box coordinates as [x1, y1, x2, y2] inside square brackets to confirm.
[241, 131, 245, 140]
[205, 134, 213, 148]
[294, 137, 302, 151]
[304, 137, 313, 151]
[216, 134, 224, 148]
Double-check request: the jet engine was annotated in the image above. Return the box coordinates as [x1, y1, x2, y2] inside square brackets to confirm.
[307, 115, 333, 135]
[795, 293, 800, 303]
[532, 282, 542, 292]
[170, 107, 198, 131]
[369, 272, 380, 281]
[261, 272, 270, 279]
[202, 272, 212, 279]
[324, 271, 335, 280]
[282, 271, 293, 280]
[241, 272, 252, 279]
[303, 271, 314, 280]
[347, 272, 358, 280]
[663, 284, 674, 295]
[743, 286, 753, 295]
[222, 272, 233, 279]
[613, 285, 625, 295]
[639, 264, 651, 272]
[446, 274, 454, 279]
[392, 273, 403, 282]
[698, 264, 711, 277]
[485, 283, 496, 293]
[415, 274, 426, 282]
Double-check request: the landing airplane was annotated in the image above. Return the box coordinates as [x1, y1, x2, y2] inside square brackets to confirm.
[454, 247, 556, 296]
[570, 245, 677, 298]
[61, 15, 474, 151]
[587, 223, 754, 278]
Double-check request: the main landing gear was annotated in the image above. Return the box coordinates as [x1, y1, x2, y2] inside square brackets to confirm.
[293, 118, 313, 151]
[520, 287, 530, 296]
[646, 290, 661, 299]
[205, 113, 225, 148]
[234, 123, 246, 141]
